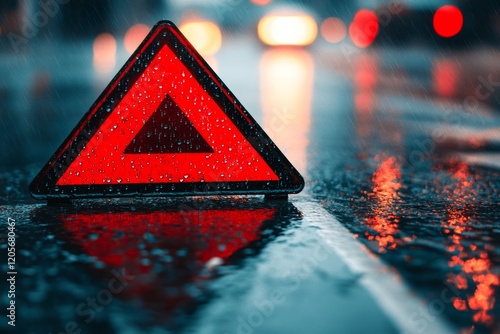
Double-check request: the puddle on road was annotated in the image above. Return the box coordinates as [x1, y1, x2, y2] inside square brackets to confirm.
[1, 198, 299, 333]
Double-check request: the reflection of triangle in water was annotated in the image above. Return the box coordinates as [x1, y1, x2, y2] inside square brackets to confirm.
[124, 94, 213, 154]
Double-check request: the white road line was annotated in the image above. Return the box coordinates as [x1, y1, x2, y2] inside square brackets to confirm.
[293, 195, 457, 334]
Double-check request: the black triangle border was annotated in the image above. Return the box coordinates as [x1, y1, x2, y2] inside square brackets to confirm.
[29, 20, 304, 199]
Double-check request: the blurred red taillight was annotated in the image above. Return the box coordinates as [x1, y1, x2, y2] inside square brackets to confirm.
[349, 9, 379, 48]
[433, 5, 463, 38]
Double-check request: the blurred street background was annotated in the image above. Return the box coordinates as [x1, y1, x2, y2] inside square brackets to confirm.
[1, 0, 500, 333]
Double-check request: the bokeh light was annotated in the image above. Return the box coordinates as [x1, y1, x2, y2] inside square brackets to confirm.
[258, 14, 317, 46]
[179, 20, 222, 56]
[433, 5, 463, 38]
[251, 0, 272, 5]
[93, 33, 116, 73]
[321, 17, 347, 43]
[124, 24, 150, 54]
[349, 9, 379, 48]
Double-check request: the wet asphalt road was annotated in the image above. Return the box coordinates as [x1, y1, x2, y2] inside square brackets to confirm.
[1, 34, 500, 333]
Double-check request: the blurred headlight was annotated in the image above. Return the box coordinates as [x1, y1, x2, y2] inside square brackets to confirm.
[258, 13, 317, 46]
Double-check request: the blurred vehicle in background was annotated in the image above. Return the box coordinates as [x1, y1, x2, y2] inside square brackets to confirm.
[3, 0, 500, 56]
[251, 0, 500, 49]
[357, 0, 500, 47]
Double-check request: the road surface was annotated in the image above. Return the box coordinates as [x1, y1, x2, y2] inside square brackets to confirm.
[0, 33, 499, 333]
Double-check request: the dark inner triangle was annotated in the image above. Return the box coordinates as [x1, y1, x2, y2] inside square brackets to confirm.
[124, 94, 213, 154]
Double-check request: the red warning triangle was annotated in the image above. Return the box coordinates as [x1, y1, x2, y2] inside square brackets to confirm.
[29, 21, 304, 200]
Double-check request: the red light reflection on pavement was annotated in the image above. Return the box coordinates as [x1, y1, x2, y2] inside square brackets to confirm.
[363, 156, 402, 253]
[353, 53, 406, 253]
[433, 59, 459, 98]
[441, 161, 499, 328]
[59, 207, 278, 315]
[62, 208, 276, 271]
[353, 54, 378, 139]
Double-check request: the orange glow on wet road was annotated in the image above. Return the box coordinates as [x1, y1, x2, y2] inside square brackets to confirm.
[363, 156, 402, 252]
[433, 59, 459, 97]
[442, 161, 499, 326]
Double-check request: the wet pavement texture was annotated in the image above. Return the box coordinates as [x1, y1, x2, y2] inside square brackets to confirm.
[1, 35, 500, 333]
[1, 197, 402, 334]
[308, 48, 500, 332]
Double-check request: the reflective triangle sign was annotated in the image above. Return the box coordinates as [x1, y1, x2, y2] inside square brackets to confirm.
[29, 21, 304, 200]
